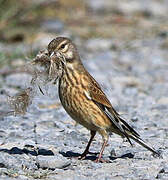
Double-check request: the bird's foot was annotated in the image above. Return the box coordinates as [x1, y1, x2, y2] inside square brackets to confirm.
[78, 151, 88, 160]
[78, 151, 98, 160]
[94, 157, 110, 163]
[78, 155, 86, 160]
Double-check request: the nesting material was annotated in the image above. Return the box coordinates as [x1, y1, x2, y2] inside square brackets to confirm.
[31, 49, 62, 85]
[5, 48, 63, 116]
[7, 87, 34, 115]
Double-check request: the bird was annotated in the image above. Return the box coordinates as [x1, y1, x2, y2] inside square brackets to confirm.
[47, 37, 159, 162]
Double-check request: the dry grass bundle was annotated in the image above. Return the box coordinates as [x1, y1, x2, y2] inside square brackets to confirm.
[3, 47, 62, 116]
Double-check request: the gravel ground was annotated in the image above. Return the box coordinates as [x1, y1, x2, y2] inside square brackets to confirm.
[0, 38, 167, 179]
[0, 0, 168, 179]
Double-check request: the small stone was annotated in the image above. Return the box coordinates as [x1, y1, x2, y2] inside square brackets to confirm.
[110, 149, 117, 157]
[157, 97, 168, 105]
[0, 152, 22, 170]
[36, 155, 71, 169]
[131, 116, 139, 122]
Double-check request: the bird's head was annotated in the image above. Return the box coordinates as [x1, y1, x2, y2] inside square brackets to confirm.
[48, 37, 79, 63]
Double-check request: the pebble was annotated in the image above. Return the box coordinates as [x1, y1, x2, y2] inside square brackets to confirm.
[157, 97, 168, 105]
[36, 155, 71, 169]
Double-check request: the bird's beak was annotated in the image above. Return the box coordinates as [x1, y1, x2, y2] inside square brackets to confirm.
[50, 51, 62, 59]
[50, 51, 66, 65]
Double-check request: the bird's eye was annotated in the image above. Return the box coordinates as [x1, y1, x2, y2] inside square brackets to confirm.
[60, 44, 66, 49]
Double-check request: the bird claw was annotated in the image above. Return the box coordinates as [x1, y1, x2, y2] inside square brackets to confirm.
[78, 151, 88, 160]
[78, 151, 99, 160]
[78, 155, 86, 160]
[94, 158, 110, 163]
[153, 150, 162, 158]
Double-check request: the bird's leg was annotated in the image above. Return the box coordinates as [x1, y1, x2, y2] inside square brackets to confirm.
[79, 130, 96, 160]
[95, 129, 109, 163]
[95, 139, 108, 163]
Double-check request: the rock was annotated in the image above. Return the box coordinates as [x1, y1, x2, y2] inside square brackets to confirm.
[131, 116, 139, 122]
[38, 120, 57, 128]
[0, 152, 22, 170]
[36, 155, 71, 169]
[157, 97, 168, 105]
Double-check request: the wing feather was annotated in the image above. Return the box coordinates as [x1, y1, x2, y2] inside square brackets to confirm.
[88, 75, 140, 142]
[85, 73, 159, 155]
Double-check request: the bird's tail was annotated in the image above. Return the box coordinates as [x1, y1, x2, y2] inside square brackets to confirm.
[118, 116, 160, 156]
[129, 134, 160, 156]
[101, 106, 160, 156]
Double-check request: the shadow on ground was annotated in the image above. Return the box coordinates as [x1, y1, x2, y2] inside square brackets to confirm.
[0, 146, 54, 156]
[59, 150, 134, 162]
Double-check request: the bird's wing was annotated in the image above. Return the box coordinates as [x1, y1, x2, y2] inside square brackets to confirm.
[86, 74, 159, 155]
[89, 76, 112, 108]
[88, 75, 140, 142]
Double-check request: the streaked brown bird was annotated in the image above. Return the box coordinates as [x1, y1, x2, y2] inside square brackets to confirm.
[48, 37, 159, 162]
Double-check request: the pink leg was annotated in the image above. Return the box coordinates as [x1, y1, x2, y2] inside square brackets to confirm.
[95, 139, 108, 163]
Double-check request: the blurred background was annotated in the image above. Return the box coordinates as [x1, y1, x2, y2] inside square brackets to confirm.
[0, 0, 167, 68]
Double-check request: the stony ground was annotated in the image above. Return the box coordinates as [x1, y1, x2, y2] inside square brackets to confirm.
[0, 0, 168, 179]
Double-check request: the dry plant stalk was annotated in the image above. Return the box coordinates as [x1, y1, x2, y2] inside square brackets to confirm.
[48, 54, 63, 84]
[7, 87, 34, 116]
[31, 49, 63, 99]
[31, 49, 62, 84]
[5, 48, 62, 116]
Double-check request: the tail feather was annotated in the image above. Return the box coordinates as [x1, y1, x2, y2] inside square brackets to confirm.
[119, 117, 160, 156]
[119, 116, 140, 138]
[95, 103, 160, 156]
[114, 116, 160, 156]
[129, 135, 160, 156]
[110, 113, 160, 156]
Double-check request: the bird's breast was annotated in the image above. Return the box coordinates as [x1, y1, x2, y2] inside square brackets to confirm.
[58, 68, 92, 123]
[58, 69, 86, 111]
[58, 67, 110, 131]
